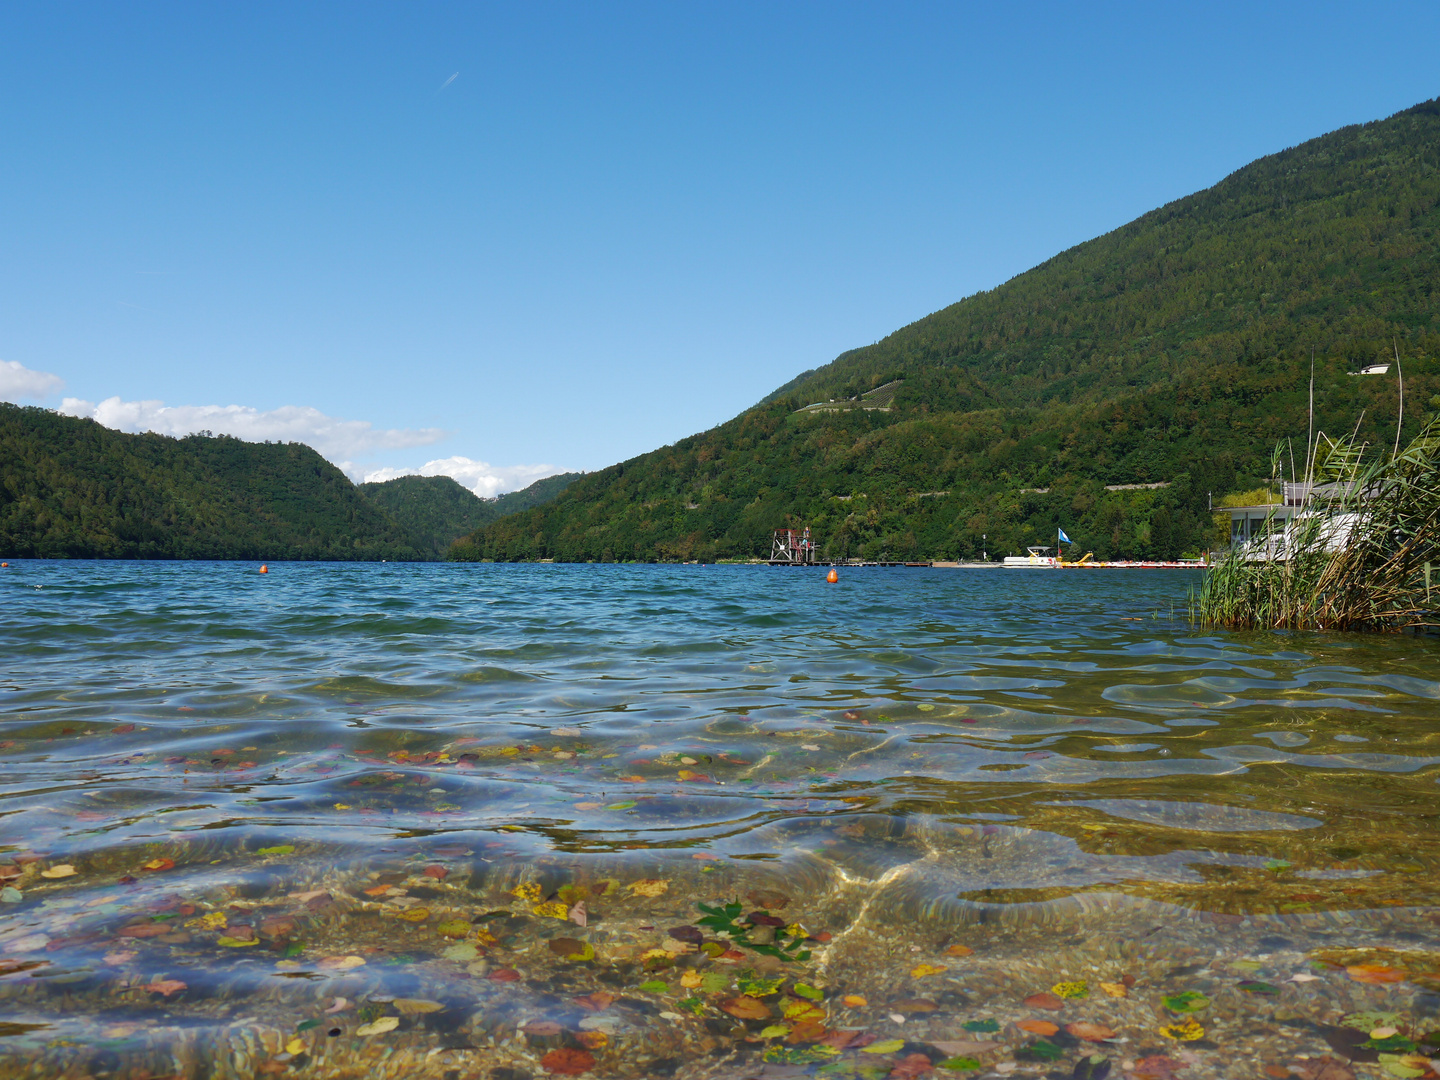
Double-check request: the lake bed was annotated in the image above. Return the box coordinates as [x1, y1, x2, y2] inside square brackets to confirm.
[2, 562, 1438, 1079]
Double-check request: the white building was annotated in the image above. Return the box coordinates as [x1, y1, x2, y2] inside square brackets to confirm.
[1223, 481, 1370, 558]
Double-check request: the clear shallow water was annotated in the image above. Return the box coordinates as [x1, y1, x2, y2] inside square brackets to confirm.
[1, 562, 1438, 1079]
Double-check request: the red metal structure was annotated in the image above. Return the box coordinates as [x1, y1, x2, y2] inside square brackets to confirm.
[770, 528, 816, 564]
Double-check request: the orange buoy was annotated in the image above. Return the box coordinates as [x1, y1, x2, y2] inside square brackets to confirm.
[259, 564, 268, 574]
[1, 562, 8, 568]
[826, 568, 838, 583]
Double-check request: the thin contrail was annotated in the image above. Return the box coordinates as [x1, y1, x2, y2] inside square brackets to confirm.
[439, 72, 458, 91]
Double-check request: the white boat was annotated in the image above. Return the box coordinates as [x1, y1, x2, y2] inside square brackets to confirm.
[1003, 545, 1057, 568]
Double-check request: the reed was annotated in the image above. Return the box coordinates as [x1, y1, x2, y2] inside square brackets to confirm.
[1195, 414, 1440, 632]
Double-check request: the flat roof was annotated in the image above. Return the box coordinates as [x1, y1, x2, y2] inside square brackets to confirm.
[1223, 503, 1299, 515]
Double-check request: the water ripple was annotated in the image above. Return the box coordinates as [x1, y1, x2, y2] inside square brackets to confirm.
[2, 561, 1439, 1075]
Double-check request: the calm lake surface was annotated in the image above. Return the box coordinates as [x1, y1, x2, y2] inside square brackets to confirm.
[2, 562, 1438, 1079]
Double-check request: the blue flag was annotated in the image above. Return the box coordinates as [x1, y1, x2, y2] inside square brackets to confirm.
[1058, 528, 1072, 544]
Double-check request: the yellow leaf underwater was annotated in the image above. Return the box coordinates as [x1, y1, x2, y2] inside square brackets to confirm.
[628, 878, 669, 897]
[393, 998, 445, 1015]
[356, 1016, 399, 1037]
[780, 999, 825, 1023]
[910, 963, 947, 978]
[1377, 1054, 1432, 1079]
[862, 1039, 906, 1054]
[1158, 1019, 1205, 1041]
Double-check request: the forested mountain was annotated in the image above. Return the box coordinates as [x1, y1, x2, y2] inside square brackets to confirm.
[0, 405, 424, 561]
[492, 471, 584, 514]
[455, 98, 1440, 563]
[358, 472, 580, 556]
[357, 475, 488, 556]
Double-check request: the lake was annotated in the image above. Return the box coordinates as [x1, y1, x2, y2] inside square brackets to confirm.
[1, 562, 1438, 1079]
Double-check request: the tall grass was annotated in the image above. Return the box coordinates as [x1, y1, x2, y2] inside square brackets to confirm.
[1195, 415, 1440, 632]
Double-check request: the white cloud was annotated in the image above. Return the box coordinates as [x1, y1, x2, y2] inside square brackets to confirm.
[59, 396, 447, 463]
[362, 457, 567, 499]
[0, 360, 65, 402]
[57, 391, 562, 498]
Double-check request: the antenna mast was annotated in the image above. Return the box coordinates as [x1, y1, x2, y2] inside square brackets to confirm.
[1393, 338, 1405, 460]
[1304, 349, 1316, 498]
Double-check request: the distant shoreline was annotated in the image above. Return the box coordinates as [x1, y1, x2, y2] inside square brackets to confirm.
[0, 556, 1206, 569]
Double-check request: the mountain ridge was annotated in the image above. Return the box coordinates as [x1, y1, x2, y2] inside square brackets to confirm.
[0, 404, 425, 560]
[358, 472, 581, 557]
[455, 96, 1440, 563]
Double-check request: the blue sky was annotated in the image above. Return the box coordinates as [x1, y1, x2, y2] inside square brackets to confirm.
[2, 3, 1438, 494]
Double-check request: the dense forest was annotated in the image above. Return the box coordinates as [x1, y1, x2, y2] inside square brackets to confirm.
[0, 406, 426, 560]
[0, 405, 582, 561]
[455, 98, 1440, 563]
[358, 472, 580, 557]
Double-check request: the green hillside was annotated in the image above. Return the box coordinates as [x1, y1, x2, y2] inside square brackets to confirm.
[0, 404, 425, 561]
[455, 98, 1440, 564]
[358, 475, 490, 557]
[493, 471, 584, 514]
[358, 471, 581, 556]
